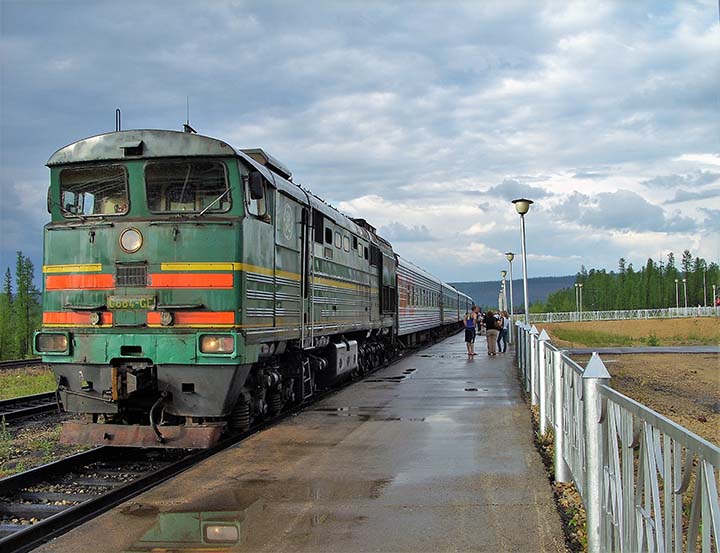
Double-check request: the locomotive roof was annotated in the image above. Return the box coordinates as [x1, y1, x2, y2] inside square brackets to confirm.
[46, 129, 386, 246]
[47, 129, 239, 166]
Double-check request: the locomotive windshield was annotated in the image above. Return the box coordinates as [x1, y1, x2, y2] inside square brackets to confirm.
[59, 165, 128, 217]
[145, 160, 230, 213]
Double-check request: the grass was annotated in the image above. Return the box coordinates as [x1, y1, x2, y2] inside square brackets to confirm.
[551, 328, 634, 347]
[0, 367, 56, 399]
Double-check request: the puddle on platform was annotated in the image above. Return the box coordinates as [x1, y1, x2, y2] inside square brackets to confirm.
[365, 367, 417, 383]
[320, 413, 425, 422]
[307, 405, 424, 422]
[122, 493, 264, 551]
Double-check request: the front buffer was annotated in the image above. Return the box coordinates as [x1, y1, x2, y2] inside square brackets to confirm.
[38, 330, 251, 448]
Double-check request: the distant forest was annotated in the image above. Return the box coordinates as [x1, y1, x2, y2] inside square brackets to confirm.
[0, 252, 42, 360]
[533, 250, 718, 313]
[452, 250, 718, 314]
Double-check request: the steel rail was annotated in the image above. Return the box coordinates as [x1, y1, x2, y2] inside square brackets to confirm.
[0, 392, 59, 422]
[0, 359, 43, 371]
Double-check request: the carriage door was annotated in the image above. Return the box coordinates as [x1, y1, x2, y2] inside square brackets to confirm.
[274, 193, 303, 340]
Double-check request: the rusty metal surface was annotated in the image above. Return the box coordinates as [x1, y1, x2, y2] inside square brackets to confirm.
[38, 334, 567, 552]
[60, 421, 224, 448]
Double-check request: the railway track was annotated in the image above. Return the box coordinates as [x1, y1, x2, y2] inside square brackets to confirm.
[0, 409, 305, 553]
[0, 359, 43, 371]
[0, 393, 59, 423]
[0, 446, 193, 553]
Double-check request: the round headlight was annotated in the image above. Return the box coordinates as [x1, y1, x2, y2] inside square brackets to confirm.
[160, 311, 173, 326]
[89, 312, 101, 326]
[120, 228, 143, 253]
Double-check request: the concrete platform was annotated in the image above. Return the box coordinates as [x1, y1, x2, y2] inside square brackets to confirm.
[38, 334, 567, 553]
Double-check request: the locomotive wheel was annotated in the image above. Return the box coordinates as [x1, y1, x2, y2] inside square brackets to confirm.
[229, 401, 251, 432]
[268, 390, 283, 415]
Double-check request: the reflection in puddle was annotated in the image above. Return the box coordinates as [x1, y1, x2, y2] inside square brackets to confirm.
[306, 406, 425, 422]
[123, 499, 263, 552]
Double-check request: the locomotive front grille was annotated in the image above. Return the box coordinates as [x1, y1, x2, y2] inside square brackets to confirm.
[116, 264, 147, 287]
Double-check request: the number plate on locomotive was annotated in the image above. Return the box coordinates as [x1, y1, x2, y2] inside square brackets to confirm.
[107, 295, 156, 310]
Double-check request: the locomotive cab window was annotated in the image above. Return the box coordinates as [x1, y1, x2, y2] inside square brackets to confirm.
[145, 161, 229, 213]
[59, 165, 128, 217]
[245, 171, 269, 219]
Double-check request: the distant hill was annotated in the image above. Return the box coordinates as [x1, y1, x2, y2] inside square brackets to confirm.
[451, 275, 576, 311]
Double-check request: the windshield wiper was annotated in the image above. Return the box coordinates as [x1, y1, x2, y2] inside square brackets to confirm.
[56, 202, 87, 223]
[195, 188, 231, 218]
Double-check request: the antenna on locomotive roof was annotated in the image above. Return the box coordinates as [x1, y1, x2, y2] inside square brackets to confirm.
[115, 109, 121, 132]
[183, 96, 196, 134]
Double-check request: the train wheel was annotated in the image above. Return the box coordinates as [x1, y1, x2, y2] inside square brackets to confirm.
[267, 390, 283, 415]
[229, 401, 251, 432]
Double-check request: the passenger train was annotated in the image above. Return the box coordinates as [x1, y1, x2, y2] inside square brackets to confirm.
[35, 128, 473, 447]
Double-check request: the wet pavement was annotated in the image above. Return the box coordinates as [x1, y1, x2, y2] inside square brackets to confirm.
[37, 333, 567, 552]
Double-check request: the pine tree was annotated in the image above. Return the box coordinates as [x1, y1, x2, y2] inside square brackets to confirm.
[13, 252, 41, 358]
[0, 268, 16, 360]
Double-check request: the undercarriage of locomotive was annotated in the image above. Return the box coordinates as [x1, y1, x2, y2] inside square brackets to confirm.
[58, 334, 392, 448]
[227, 334, 392, 434]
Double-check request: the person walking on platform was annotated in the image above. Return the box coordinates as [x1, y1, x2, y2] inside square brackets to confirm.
[497, 310, 510, 353]
[464, 306, 478, 358]
[483, 310, 500, 355]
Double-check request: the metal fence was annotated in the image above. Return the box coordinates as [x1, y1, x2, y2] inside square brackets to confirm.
[528, 306, 720, 323]
[515, 322, 720, 553]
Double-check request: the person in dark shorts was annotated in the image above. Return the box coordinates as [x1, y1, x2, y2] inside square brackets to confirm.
[464, 306, 478, 358]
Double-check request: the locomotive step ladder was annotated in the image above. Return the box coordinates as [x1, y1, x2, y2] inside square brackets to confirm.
[301, 358, 314, 400]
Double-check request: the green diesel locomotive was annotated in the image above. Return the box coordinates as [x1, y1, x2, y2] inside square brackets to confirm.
[35, 129, 471, 447]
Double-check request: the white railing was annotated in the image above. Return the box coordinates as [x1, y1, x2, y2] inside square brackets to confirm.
[529, 307, 720, 323]
[515, 322, 720, 553]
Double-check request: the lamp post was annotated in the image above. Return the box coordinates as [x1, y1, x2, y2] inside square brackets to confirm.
[579, 282, 583, 319]
[703, 268, 707, 307]
[505, 252, 515, 319]
[501, 270, 507, 312]
[574, 283, 579, 320]
[682, 278, 688, 310]
[675, 278, 679, 309]
[512, 198, 533, 324]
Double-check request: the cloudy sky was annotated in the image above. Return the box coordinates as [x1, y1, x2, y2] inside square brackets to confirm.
[1, 0, 718, 285]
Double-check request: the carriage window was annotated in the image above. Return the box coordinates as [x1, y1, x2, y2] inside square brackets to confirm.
[343, 236, 350, 252]
[60, 165, 128, 217]
[146, 161, 229, 213]
[325, 227, 333, 244]
[334, 232, 342, 249]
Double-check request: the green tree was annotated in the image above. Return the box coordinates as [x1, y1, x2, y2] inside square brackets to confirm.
[0, 268, 17, 360]
[13, 252, 41, 358]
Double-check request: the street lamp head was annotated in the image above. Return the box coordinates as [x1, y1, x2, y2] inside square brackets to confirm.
[512, 198, 533, 215]
[501, 270, 507, 278]
[505, 252, 515, 262]
[579, 283, 583, 288]
[675, 278, 679, 283]
[682, 278, 687, 283]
